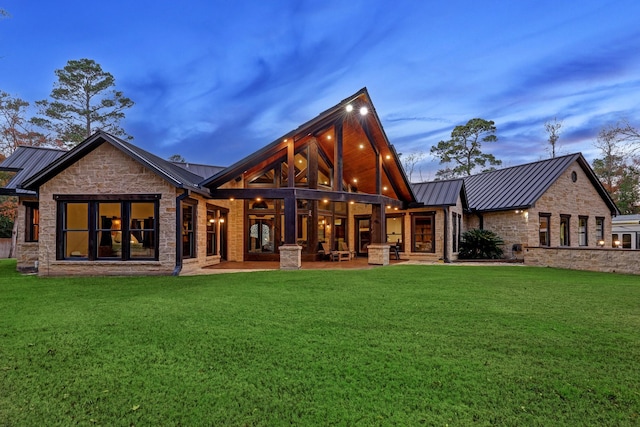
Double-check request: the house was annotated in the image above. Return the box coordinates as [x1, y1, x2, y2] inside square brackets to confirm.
[612, 214, 640, 249]
[0, 88, 621, 276]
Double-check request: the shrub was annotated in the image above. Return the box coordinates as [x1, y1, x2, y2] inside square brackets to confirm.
[0, 215, 13, 238]
[458, 229, 504, 259]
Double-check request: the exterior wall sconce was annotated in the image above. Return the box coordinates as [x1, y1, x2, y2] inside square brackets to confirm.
[614, 240, 621, 248]
[597, 240, 605, 247]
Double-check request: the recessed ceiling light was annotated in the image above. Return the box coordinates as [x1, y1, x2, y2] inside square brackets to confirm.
[346, 104, 354, 112]
[385, 154, 391, 160]
[360, 107, 368, 116]
[359, 144, 364, 149]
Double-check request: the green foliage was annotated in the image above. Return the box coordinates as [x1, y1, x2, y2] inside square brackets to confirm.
[430, 118, 502, 179]
[458, 228, 504, 259]
[0, 260, 639, 425]
[33, 58, 134, 147]
[0, 215, 12, 237]
[168, 154, 186, 163]
[0, 91, 50, 156]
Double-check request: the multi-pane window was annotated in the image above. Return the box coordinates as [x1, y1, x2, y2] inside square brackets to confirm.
[539, 213, 551, 246]
[595, 217, 604, 244]
[452, 212, 458, 253]
[578, 216, 588, 246]
[412, 213, 435, 253]
[560, 214, 570, 246]
[57, 197, 158, 261]
[24, 202, 39, 242]
[182, 203, 196, 259]
[622, 234, 632, 248]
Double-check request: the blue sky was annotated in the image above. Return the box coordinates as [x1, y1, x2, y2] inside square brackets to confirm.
[1, 0, 639, 178]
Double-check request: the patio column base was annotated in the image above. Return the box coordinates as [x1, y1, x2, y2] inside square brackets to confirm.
[279, 244, 302, 270]
[367, 244, 389, 266]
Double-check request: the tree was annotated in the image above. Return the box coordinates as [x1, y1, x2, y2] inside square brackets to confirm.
[430, 118, 501, 179]
[33, 58, 134, 147]
[168, 154, 186, 163]
[0, 91, 50, 157]
[544, 117, 563, 158]
[399, 151, 426, 182]
[592, 124, 640, 213]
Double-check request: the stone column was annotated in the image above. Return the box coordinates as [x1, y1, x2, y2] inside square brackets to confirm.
[367, 244, 389, 266]
[279, 244, 302, 270]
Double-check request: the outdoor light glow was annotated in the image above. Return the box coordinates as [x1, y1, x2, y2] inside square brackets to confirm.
[346, 104, 353, 112]
[219, 219, 224, 223]
[383, 186, 388, 191]
[327, 135, 332, 140]
[256, 197, 261, 201]
[323, 199, 329, 203]
[353, 178, 358, 183]
[209, 219, 215, 223]
[350, 201, 355, 204]
[229, 197, 235, 201]
[359, 106, 368, 115]
[359, 143, 364, 149]
[385, 154, 391, 159]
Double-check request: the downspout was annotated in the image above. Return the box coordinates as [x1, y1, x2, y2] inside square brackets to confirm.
[173, 190, 190, 276]
[443, 206, 451, 263]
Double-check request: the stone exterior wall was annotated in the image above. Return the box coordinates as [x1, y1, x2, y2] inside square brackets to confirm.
[15, 196, 39, 272]
[525, 247, 640, 275]
[463, 160, 614, 260]
[528, 163, 612, 248]
[37, 143, 178, 276]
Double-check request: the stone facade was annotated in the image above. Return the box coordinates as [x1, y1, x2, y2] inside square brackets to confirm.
[15, 196, 39, 272]
[525, 246, 640, 275]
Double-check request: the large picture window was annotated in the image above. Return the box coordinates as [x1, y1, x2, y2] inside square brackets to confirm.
[206, 205, 217, 256]
[412, 213, 435, 253]
[24, 202, 39, 242]
[56, 196, 159, 261]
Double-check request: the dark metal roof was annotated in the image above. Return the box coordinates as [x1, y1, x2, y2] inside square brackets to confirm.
[462, 153, 619, 215]
[0, 146, 67, 196]
[171, 162, 225, 179]
[22, 131, 212, 197]
[411, 179, 464, 206]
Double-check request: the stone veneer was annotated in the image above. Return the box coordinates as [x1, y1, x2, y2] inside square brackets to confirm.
[525, 247, 640, 275]
[15, 197, 39, 272]
[279, 244, 302, 270]
[367, 244, 389, 265]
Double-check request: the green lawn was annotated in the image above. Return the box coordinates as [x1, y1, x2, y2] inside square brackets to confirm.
[1, 260, 639, 426]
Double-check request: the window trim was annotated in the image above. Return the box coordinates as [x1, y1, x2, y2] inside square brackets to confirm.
[386, 213, 405, 252]
[578, 215, 588, 246]
[411, 212, 436, 253]
[24, 202, 39, 242]
[206, 204, 217, 257]
[182, 200, 197, 259]
[55, 196, 160, 261]
[560, 214, 571, 246]
[539, 213, 551, 247]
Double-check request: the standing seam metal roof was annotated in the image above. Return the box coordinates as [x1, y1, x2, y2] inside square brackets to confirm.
[411, 179, 463, 206]
[0, 146, 67, 195]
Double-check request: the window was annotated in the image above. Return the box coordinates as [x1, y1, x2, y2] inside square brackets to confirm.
[24, 202, 39, 242]
[595, 217, 604, 244]
[412, 213, 435, 253]
[612, 233, 620, 248]
[539, 213, 551, 246]
[182, 203, 196, 258]
[560, 215, 570, 246]
[452, 212, 457, 253]
[386, 214, 404, 251]
[56, 196, 158, 261]
[622, 234, 632, 249]
[206, 206, 217, 256]
[578, 216, 588, 246]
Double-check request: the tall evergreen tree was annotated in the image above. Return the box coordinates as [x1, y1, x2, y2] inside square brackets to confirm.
[33, 59, 134, 147]
[430, 118, 501, 179]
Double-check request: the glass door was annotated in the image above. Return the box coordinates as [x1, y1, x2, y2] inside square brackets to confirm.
[355, 217, 371, 257]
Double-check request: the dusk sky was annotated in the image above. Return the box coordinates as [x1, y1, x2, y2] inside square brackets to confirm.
[1, 1, 639, 179]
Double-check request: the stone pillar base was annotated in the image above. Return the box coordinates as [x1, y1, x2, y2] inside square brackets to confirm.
[367, 244, 389, 266]
[279, 244, 302, 270]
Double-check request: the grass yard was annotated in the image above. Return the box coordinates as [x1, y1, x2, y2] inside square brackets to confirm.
[1, 260, 639, 426]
